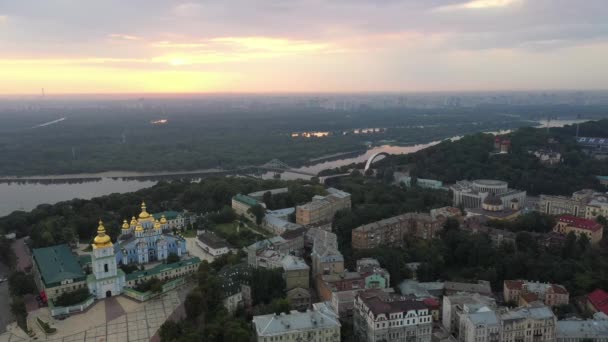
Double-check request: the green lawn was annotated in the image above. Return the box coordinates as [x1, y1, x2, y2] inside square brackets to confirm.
[215, 222, 241, 235]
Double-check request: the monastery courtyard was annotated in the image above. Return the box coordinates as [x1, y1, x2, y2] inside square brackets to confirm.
[0, 286, 191, 342]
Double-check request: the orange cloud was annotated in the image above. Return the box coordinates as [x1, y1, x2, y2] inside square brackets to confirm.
[108, 34, 141, 41]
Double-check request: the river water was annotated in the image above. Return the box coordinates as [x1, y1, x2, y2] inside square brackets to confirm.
[0, 119, 588, 216]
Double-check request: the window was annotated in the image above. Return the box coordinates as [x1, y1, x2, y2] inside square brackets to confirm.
[104, 264, 109, 272]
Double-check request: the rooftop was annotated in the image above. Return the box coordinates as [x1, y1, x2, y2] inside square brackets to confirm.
[233, 193, 260, 207]
[500, 305, 555, 321]
[252, 303, 340, 336]
[557, 319, 608, 339]
[126, 257, 201, 281]
[588, 289, 608, 315]
[197, 232, 231, 249]
[445, 281, 492, 296]
[248, 187, 288, 199]
[280, 255, 309, 271]
[358, 289, 428, 317]
[468, 309, 499, 325]
[32, 244, 86, 287]
[558, 215, 603, 232]
[152, 211, 180, 220]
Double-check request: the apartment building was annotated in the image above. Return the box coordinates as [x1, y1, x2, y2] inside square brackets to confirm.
[296, 188, 351, 225]
[504, 280, 569, 307]
[352, 213, 441, 249]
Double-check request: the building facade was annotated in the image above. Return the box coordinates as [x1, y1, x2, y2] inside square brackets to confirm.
[296, 188, 351, 225]
[116, 202, 187, 265]
[539, 189, 599, 218]
[196, 231, 232, 257]
[232, 194, 265, 222]
[352, 213, 441, 249]
[557, 317, 608, 342]
[31, 244, 88, 301]
[88, 221, 126, 299]
[504, 280, 569, 307]
[354, 289, 433, 342]
[451, 180, 526, 209]
[553, 215, 604, 244]
[252, 303, 341, 342]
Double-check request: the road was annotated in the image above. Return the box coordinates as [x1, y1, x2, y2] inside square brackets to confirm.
[0, 263, 10, 334]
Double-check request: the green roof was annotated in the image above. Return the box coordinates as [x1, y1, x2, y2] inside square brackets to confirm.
[597, 176, 608, 181]
[32, 244, 86, 288]
[126, 257, 201, 281]
[78, 254, 92, 265]
[233, 194, 260, 207]
[152, 211, 180, 220]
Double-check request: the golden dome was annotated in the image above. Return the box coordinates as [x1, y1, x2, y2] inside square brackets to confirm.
[138, 202, 151, 219]
[135, 223, 144, 232]
[160, 215, 167, 224]
[122, 219, 130, 230]
[154, 219, 162, 230]
[93, 220, 112, 248]
[130, 216, 137, 226]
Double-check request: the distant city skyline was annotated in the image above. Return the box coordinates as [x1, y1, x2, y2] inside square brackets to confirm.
[1, 0, 607, 94]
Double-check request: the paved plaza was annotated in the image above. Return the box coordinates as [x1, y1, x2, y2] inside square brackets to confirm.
[0, 290, 183, 342]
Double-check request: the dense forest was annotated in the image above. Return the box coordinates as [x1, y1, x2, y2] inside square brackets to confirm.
[384, 119, 608, 195]
[1, 103, 605, 175]
[0, 177, 321, 248]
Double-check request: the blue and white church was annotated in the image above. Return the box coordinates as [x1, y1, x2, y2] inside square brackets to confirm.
[116, 202, 187, 265]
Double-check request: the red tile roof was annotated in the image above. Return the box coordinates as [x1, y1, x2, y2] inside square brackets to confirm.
[558, 215, 603, 232]
[588, 289, 608, 315]
[551, 284, 569, 295]
[504, 280, 524, 290]
[521, 292, 539, 303]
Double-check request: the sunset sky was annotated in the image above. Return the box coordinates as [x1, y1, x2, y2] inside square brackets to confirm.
[1, 0, 607, 94]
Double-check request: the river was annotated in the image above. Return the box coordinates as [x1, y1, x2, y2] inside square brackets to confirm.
[0, 119, 588, 216]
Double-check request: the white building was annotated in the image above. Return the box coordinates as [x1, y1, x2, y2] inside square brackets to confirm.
[459, 307, 500, 342]
[196, 231, 232, 257]
[88, 221, 126, 299]
[442, 293, 497, 335]
[557, 316, 608, 342]
[252, 302, 341, 342]
[354, 289, 433, 342]
[451, 180, 526, 209]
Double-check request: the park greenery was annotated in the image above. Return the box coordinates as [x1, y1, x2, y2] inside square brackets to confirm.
[0, 177, 318, 248]
[53, 288, 92, 307]
[1, 104, 604, 176]
[159, 255, 289, 341]
[386, 119, 608, 195]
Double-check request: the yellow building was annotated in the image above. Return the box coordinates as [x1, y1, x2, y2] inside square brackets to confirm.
[554, 215, 604, 244]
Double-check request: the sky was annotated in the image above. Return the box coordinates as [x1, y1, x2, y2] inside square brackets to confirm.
[1, 0, 607, 94]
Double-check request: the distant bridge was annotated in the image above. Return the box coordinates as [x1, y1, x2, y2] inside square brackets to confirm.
[364, 152, 390, 171]
[254, 159, 317, 177]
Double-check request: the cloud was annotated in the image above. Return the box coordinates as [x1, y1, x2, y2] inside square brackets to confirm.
[108, 34, 140, 41]
[436, 0, 523, 11]
[173, 2, 204, 17]
[0, 15, 7, 23]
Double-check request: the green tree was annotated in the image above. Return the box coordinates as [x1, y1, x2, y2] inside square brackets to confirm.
[247, 204, 266, 225]
[184, 290, 204, 320]
[271, 298, 291, 314]
[166, 252, 180, 264]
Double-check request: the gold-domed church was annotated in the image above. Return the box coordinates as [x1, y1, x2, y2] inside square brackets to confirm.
[116, 202, 187, 265]
[87, 221, 126, 299]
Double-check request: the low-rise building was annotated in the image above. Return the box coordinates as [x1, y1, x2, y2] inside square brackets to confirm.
[196, 231, 232, 257]
[399, 280, 445, 299]
[296, 188, 351, 225]
[125, 257, 200, 285]
[451, 180, 526, 209]
[504, 280, 569, 307]
[399, 176, 445, 190]
[152, 211, 187, 230]
[531, 150, 562, 166]
[587, 289, 608, 316]
[247, 235, 304, 268]
[311, 234, 344, 277]
[352, 213, 441, 249]
[455, 303, 557, 342]
[557, 317, 608, 342]
[232, 194, 265, 222]
[539, 189, 598, 217]
[585, 196, 608, 220]
[248, 187, 289, 200]
[281, 254, 310, 291]
[286, 287, 311, 311]
[218, 263, 251, 314]
[500, 305, 556, 342]
[430, 207, 463, 223]
[553, 215, 604, 244]
[353, 289, 433, 342]
[31, 244, 88, 301]
[445, 280, 493, 296]
[252, 302, 341, 342]
[442, 293, 497, 335]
